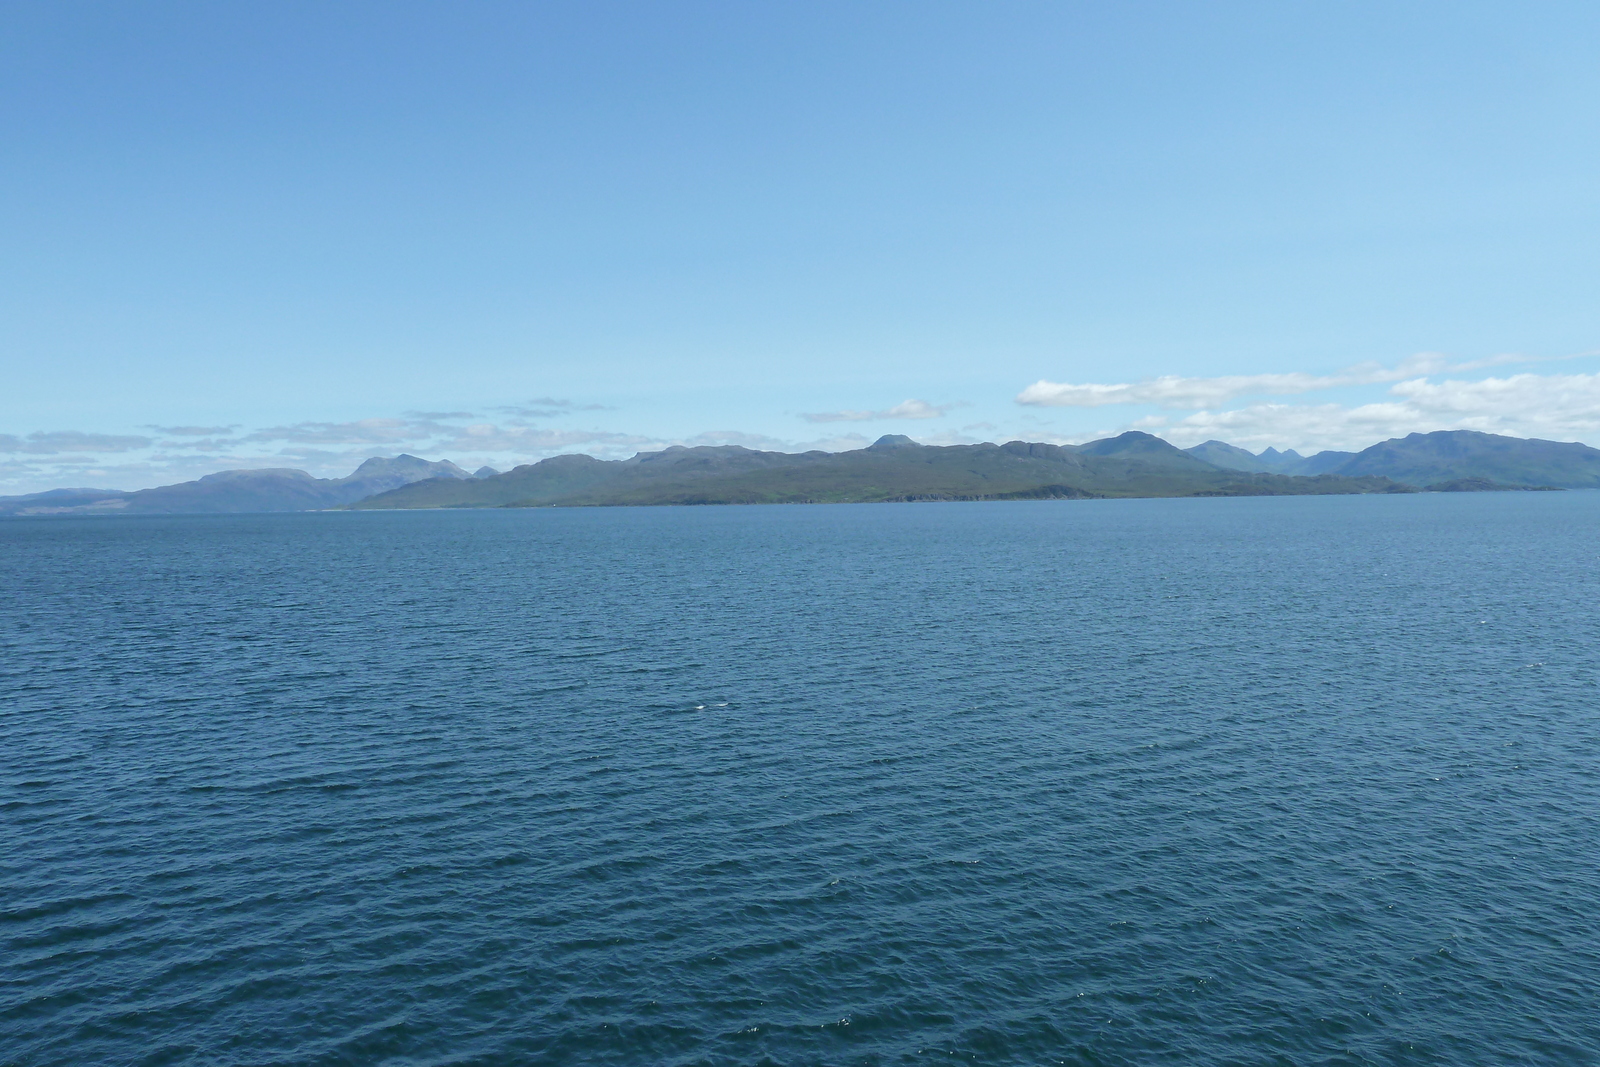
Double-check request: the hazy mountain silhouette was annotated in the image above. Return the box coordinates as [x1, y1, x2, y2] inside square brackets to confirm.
[1332, 430, 1599, 487]
[0, 455, 470, 516]
[1185, 440, 1278, 473]
[1191, 430, 1596, 488]
[8, 430, 1593, 516]
[351, 432, 1411, 508]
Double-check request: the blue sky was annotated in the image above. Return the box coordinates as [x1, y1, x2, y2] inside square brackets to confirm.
[4, 1, 1600, 491]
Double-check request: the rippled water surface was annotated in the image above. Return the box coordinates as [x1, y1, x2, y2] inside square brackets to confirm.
[5, 494, 1600, 1065]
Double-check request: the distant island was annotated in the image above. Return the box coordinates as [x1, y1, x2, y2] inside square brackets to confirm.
[6, 428, 1591, 516]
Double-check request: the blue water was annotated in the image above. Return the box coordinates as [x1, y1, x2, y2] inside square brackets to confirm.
[4, 494, 1600, 1066]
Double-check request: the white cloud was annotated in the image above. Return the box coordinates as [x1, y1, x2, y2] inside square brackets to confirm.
[242, 417, 446, 445]
[796, 432, 874, 452]
[435, 425, 661, 455]
[0, 431, 155, 454]
[494, 397, 611, 419]
[1, 410, 900, 493]
[680, 430, 793, 450]
[1143, 372, 1600, 453]
[1013, 352, 1541, 409]
[13, 363, 1594, 496]
[145, 424, 238, 436]
[1388, 372, 1600, 428]
[0, 452, 287, 495]
[801, 398, 953, 423]
[162, 437, 247, 451]
[910, 430, 985, 446]
[1020, 371, 1353, 409]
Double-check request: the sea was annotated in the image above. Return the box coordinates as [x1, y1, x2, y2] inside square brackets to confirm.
[4, 492, 1599, 1066]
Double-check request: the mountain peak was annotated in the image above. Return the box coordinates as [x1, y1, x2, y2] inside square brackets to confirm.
[348, 454, 467, 477]
[869, 434, 920, 449]
[1078, 430, 1193, 458]
[1184, 439, 1273, 473]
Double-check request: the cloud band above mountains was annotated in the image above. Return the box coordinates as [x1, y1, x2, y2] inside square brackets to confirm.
[801, 399, 953, 423]
[0, 431, 155, 455]
[7, 361, 1600, 496]
[1014, 353, 1540, 409]
[1129, 371, 1600, 452]
[0, 398, 877, 495]
[1010, 351, 1600, 453]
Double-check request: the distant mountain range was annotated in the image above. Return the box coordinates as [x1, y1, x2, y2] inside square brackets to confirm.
[0, 455, 472, 516]
[1181, 430, 1600, 486]
[351, 428, 1594, 510]
[348, 431, 1412, 508]
[1183, 440, 1353, 474]
[4, 429, 1594, 516]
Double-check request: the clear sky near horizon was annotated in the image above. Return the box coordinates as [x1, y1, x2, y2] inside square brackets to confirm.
[4, 1, 1600, 492]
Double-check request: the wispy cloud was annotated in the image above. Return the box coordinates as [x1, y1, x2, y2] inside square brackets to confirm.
[161, 437, 247, 451]
[241, 417, 447, 446]
[911, 430, 984, 446]
[1, 412, 888, 494]
[1015, 352, 1539, 409]
[16, 361, 1597, 497]
[436, 424, 657, 454]
[145, 424, 237, 436]
[679, 430, 793, 450]
[1140, 372, 1600, 452]
[801, 398, 953, 423]
[0, 431, 155, 454]
[495, 397, 612, 419]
